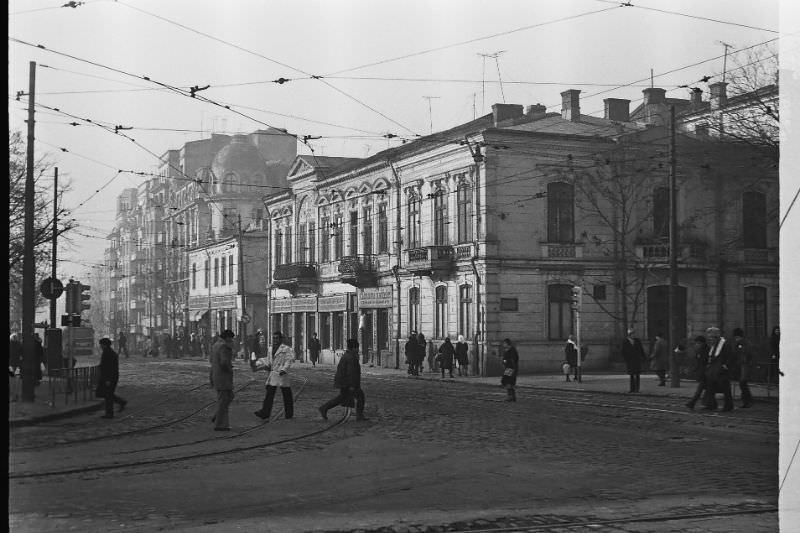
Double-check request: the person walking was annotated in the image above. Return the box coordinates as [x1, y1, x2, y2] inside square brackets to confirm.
[253, 331, 295, 421]
[501, 338, 519, 402]
[318, 338, 367, 421]
[648, 333, 668, 386]
[308, 332, 321, 367]
[703, 326, 735, 411]
[770, 326, 783, 379]
[732, 328, 755, 408]
[685, 336, 710, 410]
[9, 333, 23, 377]
[437, 337, 455, 379]
[405, 332, 419, 376]
[96, 337, 127, 419]
[455, 335, 469, 377]
[621, 328, 646, 393]
[117, 331, 129, 358]
[210, 329, 235, 431]
[564, 334, 578, 382]
[33, 332, 45, 386]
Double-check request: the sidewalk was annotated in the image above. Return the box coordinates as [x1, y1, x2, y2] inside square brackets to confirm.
[9, 358, 779, 427]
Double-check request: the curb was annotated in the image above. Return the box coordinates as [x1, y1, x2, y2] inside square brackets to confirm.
[9, 401, 106, 428]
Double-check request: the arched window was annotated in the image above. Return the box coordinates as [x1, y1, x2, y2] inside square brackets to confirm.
[222, 172, 238, 193]
[548, 284, 574, 340]
[363, 205, 373, 256]
[435, 285, 448, 338]
[547, 182, 574, 243]
[409, 287, 419, 334]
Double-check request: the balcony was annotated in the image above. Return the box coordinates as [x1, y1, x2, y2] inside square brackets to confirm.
[338, 255, 378, 287]
[272, 262, 318, 294]
[634, 243, 706, 262]
[405, 245, 454, 276]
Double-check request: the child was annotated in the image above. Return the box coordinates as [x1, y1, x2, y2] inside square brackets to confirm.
[562, 361, 572, 382]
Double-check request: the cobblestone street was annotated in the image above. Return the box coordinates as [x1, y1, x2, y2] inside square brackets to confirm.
[9, 357, 780, 532]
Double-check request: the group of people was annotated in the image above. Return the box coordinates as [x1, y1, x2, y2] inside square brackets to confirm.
[8, 332, 46, 385]
[404, 332, 470, 378]
[208, 329, 367, 431]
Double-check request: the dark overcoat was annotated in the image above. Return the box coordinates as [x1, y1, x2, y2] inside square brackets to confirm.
[621, 337, 646, 374]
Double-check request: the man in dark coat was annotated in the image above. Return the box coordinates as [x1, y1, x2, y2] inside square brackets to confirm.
[437, 337, 455, 379]
[501, 338, 519, 402]
[685, 335, 710, 410]
[405, 332, 419, 375]
[732, 327, 755, 408]
[318, 338, 367, 421]
[703, 326, 735, 411]
[210, 330, 235, 430]
[308, 332, 321, 366]
[97, 337, 127, 419]
[621, 328, 647, 393]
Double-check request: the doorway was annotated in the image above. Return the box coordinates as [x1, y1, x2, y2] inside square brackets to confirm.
[647, 285, 687, 348]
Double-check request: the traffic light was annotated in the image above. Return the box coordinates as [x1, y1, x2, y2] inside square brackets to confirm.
[78, 282, 91, 312]
[570, 285, 582, 311]
[65, 280, 77, 315]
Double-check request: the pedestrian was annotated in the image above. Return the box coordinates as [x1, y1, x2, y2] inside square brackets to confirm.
[33, 332, 45, 385]
[210, 329, 235, 430]
[770, 326, 783, 378]
[455, 335, 469, 376]
[649, 333, 668, 386]
[703, 326, 735, 411]
[685, 336, 710, 410]
[621, 327, 647, 393]
[252, 331, 295, 421]
[437, 337, 455, 379]
[501, 338, 519, 402]
[9, 333, 23, 377]
[732, 328, 755, 408]
[308, 332, 321, 367]
[318, 338, 368, 421]
[405, 332, 419, 376]
[564, 334, 578, 382]
[416, 332, 427, 373]
[96, 337, 127, 419]
[117, 331, 129, 358]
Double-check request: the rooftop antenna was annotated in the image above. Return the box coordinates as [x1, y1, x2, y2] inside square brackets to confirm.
[717, 41, 734, 83]
[422, 96, 440, 134]
[478, 51, 507, 110]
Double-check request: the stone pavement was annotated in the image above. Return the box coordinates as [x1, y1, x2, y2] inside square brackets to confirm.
[8, 355, 779, 426]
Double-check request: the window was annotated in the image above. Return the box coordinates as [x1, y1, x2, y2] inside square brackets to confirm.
[457, 182, 473, 243]
[548, 284, 574, 340]
[229, 253, 234, 285]
[320, 313, 331, 349]
[192, 263, 197, 289]
[220, 257, 227, 285]
[285, 225, 292, 263]
[349, 211, 359, 256]
[547, 182, 574, 243]
[363, 206, 373, 256]
[435, 286, 448, 338]
[298, 223, 307, 262]
[204, 259, 209, 288]
[275, 228, 283, 267]
[320, 217, 330, 262]
[653, 186, 669, 239]
[222, 173, 237, 193]
[743, 191, 767, 249]
[214, 258, 219, 286]
[308, 222, 316, 263]
[409, 287, 419, 334]
[459, 285, 472, 338]
[408, 194, 421, 248]
[334, 213, 344, 260]
[744, 286, 767, 339]
[433, 190, 449, 245]
[378, 203, 388, 253]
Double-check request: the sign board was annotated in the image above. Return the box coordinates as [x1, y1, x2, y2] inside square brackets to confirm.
[358, 286, 393, 308]
[67, 326, 95, 357]
[292, 297, 318, 312]
[318, 294, 347, 312]
[271, 298, 293, 314]
[40, 277, 64, 299]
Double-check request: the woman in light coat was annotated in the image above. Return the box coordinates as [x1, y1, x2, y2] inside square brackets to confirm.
[253, 331, 296, 420]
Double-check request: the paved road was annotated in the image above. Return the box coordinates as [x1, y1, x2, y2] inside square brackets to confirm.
[9, 358, 781, 532]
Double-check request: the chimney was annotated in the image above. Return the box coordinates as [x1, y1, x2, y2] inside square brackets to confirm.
[603, 98, 630, 122]
[690, 87, 703, 105]
[492, 103, 524, 126]
[561, 89, 581, 121]
[709, 82, 728, 110]
[526, 104, 547, 118]
[642, 87, 667, 125]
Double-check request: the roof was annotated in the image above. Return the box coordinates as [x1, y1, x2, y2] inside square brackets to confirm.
[505, 113, 645, 138]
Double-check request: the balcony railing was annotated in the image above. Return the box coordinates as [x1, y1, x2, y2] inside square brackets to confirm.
[272, 262, 318, 294]
[635, 243, 706, 262]
[338, 255, 378, 287]
[405, 245, 454, 275]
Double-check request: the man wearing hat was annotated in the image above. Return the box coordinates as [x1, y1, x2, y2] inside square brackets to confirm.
[621, 327, 647, 393]
[97, 337, 127, 419]
[703, 326, 735, 411]
[732, 327, 755, 408]
[210, 329, 236, 430]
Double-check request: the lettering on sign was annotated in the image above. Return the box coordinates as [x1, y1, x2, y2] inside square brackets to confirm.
[271, 298, 293, 314]
[292, 297, 318, 312]
[358, 286, 393, 308]
[318, 294, 347, 312]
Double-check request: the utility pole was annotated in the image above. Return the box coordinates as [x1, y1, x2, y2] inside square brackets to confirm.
[669, 105, 680, 388]
[50, 167, 58, 328]
[22, 61, 37, 402]
[422, 96, 440, 134]
[238, 215, 247, 347]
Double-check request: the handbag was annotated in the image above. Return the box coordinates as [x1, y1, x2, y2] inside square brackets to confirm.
[503, 368, 514, 377]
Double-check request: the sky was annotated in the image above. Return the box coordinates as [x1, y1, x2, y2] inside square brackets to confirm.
[8, 0, 800, 513]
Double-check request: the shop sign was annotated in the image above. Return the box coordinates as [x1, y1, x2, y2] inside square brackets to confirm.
[292, 297, 318, 312]
[358, 286, 393, 308]
[318, 294, 347, 312]
[271, 298, 293, 313]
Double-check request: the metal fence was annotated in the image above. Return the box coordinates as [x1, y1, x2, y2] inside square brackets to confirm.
[46, 365, 100, 406]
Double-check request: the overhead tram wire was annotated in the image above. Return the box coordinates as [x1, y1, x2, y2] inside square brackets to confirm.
[112, 0, 418, 136]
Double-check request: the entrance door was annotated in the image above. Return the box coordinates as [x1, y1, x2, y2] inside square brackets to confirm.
[362, 312, 374, 365]
[293, 313, 303, 361]
[647, 285, 687, 348]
